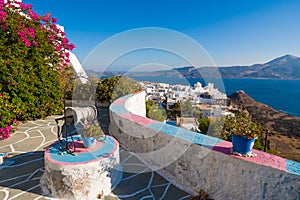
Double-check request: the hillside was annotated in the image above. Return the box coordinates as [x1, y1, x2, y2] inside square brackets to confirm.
[228, 91, 300, 161]
[127, 54, 300, 79]
[220, 54, 300, 79]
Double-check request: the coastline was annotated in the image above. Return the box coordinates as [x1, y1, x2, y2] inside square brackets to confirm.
[87, 70, 300, 118]
[126, 75, 300, 117]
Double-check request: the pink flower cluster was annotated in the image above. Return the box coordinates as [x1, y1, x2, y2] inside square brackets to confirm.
[0, 0, 4, 10]
[0, 11, 6, 21]
[17, 25, 36, 47]
[0, 119, 17, 140]
[0, 125, 12, 140]
[1, 0, 75, 68]
[0, 0, 6, 21]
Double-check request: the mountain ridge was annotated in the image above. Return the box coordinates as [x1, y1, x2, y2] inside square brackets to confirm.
[126, 54, 300, 79]
[220, 54, 300, 79]
[87, 54, 300, 79]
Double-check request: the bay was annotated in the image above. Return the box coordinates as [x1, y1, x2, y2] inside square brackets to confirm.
[129, 76, 300, 117]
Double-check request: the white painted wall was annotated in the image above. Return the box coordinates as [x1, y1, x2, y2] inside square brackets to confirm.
[110, 93, 300, 200]
[124, 91, 146, 117]
[69, 52, 88, 84]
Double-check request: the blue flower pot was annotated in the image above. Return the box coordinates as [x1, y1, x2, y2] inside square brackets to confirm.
[232, 135, 256, 154]
[81, 136, 96, 148]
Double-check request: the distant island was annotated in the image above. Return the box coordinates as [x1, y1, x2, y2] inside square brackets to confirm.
[87, 54, 300, 80]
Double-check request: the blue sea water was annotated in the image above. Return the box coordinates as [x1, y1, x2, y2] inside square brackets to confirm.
[129, 76, 300, 117]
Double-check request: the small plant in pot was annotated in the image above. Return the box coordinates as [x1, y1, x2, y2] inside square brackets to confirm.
[81, 120, 105, 148]
[222, 113, 261, 157]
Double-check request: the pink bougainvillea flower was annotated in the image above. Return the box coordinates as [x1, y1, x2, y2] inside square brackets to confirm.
[49, 34, 55, 41]
[55, 44, 62, 51]
[68, 43, 75, 50]
[24, 40, 31, 47]
[33, 41, 38, 46]
[51, 17, 57, 23]
[1, 24, 7, 30]
[19, 2, 32, 10]
[62, 37, 69, 45]
[5, 125, 12, 131]
[0, 0, 75, 139]
[0, 11, 6, 21]
[27, 10, 39, 20]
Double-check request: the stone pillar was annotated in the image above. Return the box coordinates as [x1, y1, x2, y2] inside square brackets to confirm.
[42, 136, 121, 200]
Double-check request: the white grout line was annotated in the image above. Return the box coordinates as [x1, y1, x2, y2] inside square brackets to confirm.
[29, 136, 43, 139]
[0, 188, 9, 200]
[146, 172, 155, 199]
[29, 121, 41, 126]
[4, 157, 43, 168]
[6, 175, 38, 188]
[159, 183, 171, 200]
[0, 132, 29, 149]
[121, 163, 148, 167]
[50, 125, 57, 135]
[150, 183, 169, 188]
[8, 184, 41, 200]
[148, 187, 155, 200]
[121, 167, 150, 181]
[140, 195, 154, 200]
[9, 144, 15, 153]
[0, 173, 32, 184]
[26, 168, 44, 181]
[120, 154, 133, 164]
[33, 196, 44, 200]
[32, 130, 46, 151]
[116, 187, 148, 198]
[178, 195, 192, 200]
[147, 171, 154, 188]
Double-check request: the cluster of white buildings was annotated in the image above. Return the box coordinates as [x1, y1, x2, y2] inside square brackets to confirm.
[141, 81, 233, 119]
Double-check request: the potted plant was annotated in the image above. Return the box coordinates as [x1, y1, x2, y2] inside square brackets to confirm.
[81, 120, 105, 148]
[222, 113, 261, 156]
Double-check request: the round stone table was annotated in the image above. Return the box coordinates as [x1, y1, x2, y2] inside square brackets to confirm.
[42, 135, 121, 200]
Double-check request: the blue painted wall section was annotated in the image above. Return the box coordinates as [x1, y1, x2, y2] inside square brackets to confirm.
[112, 92, 300, 176]
[110, 104, 130, 115]
[147, 122, 222, 148]
[286, 159, 300, 175]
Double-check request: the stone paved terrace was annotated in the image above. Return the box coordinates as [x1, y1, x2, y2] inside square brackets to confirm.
[0, 116, 190, 200]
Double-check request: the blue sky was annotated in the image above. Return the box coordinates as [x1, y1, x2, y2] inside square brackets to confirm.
[23, 0, 300, 71]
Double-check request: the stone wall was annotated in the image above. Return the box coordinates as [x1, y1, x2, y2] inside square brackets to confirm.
[109, 92, 300, 199]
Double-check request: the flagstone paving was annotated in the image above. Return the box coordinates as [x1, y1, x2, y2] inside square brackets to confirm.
[0, 116, 190, 200]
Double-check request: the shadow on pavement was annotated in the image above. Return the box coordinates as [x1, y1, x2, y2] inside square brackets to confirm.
[0, 151, 45, 197]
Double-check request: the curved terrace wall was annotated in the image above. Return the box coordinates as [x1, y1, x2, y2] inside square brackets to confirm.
[109, 91, 300, 199]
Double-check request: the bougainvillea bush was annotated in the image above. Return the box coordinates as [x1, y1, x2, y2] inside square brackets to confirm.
[0, 0, 75, 140]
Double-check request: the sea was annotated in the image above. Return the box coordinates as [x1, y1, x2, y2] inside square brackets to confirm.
[127, 76, 300, 117]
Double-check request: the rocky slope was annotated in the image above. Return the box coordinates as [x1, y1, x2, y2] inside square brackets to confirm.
[229, 91, 300, 138]
[228, 91, 300, 161]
